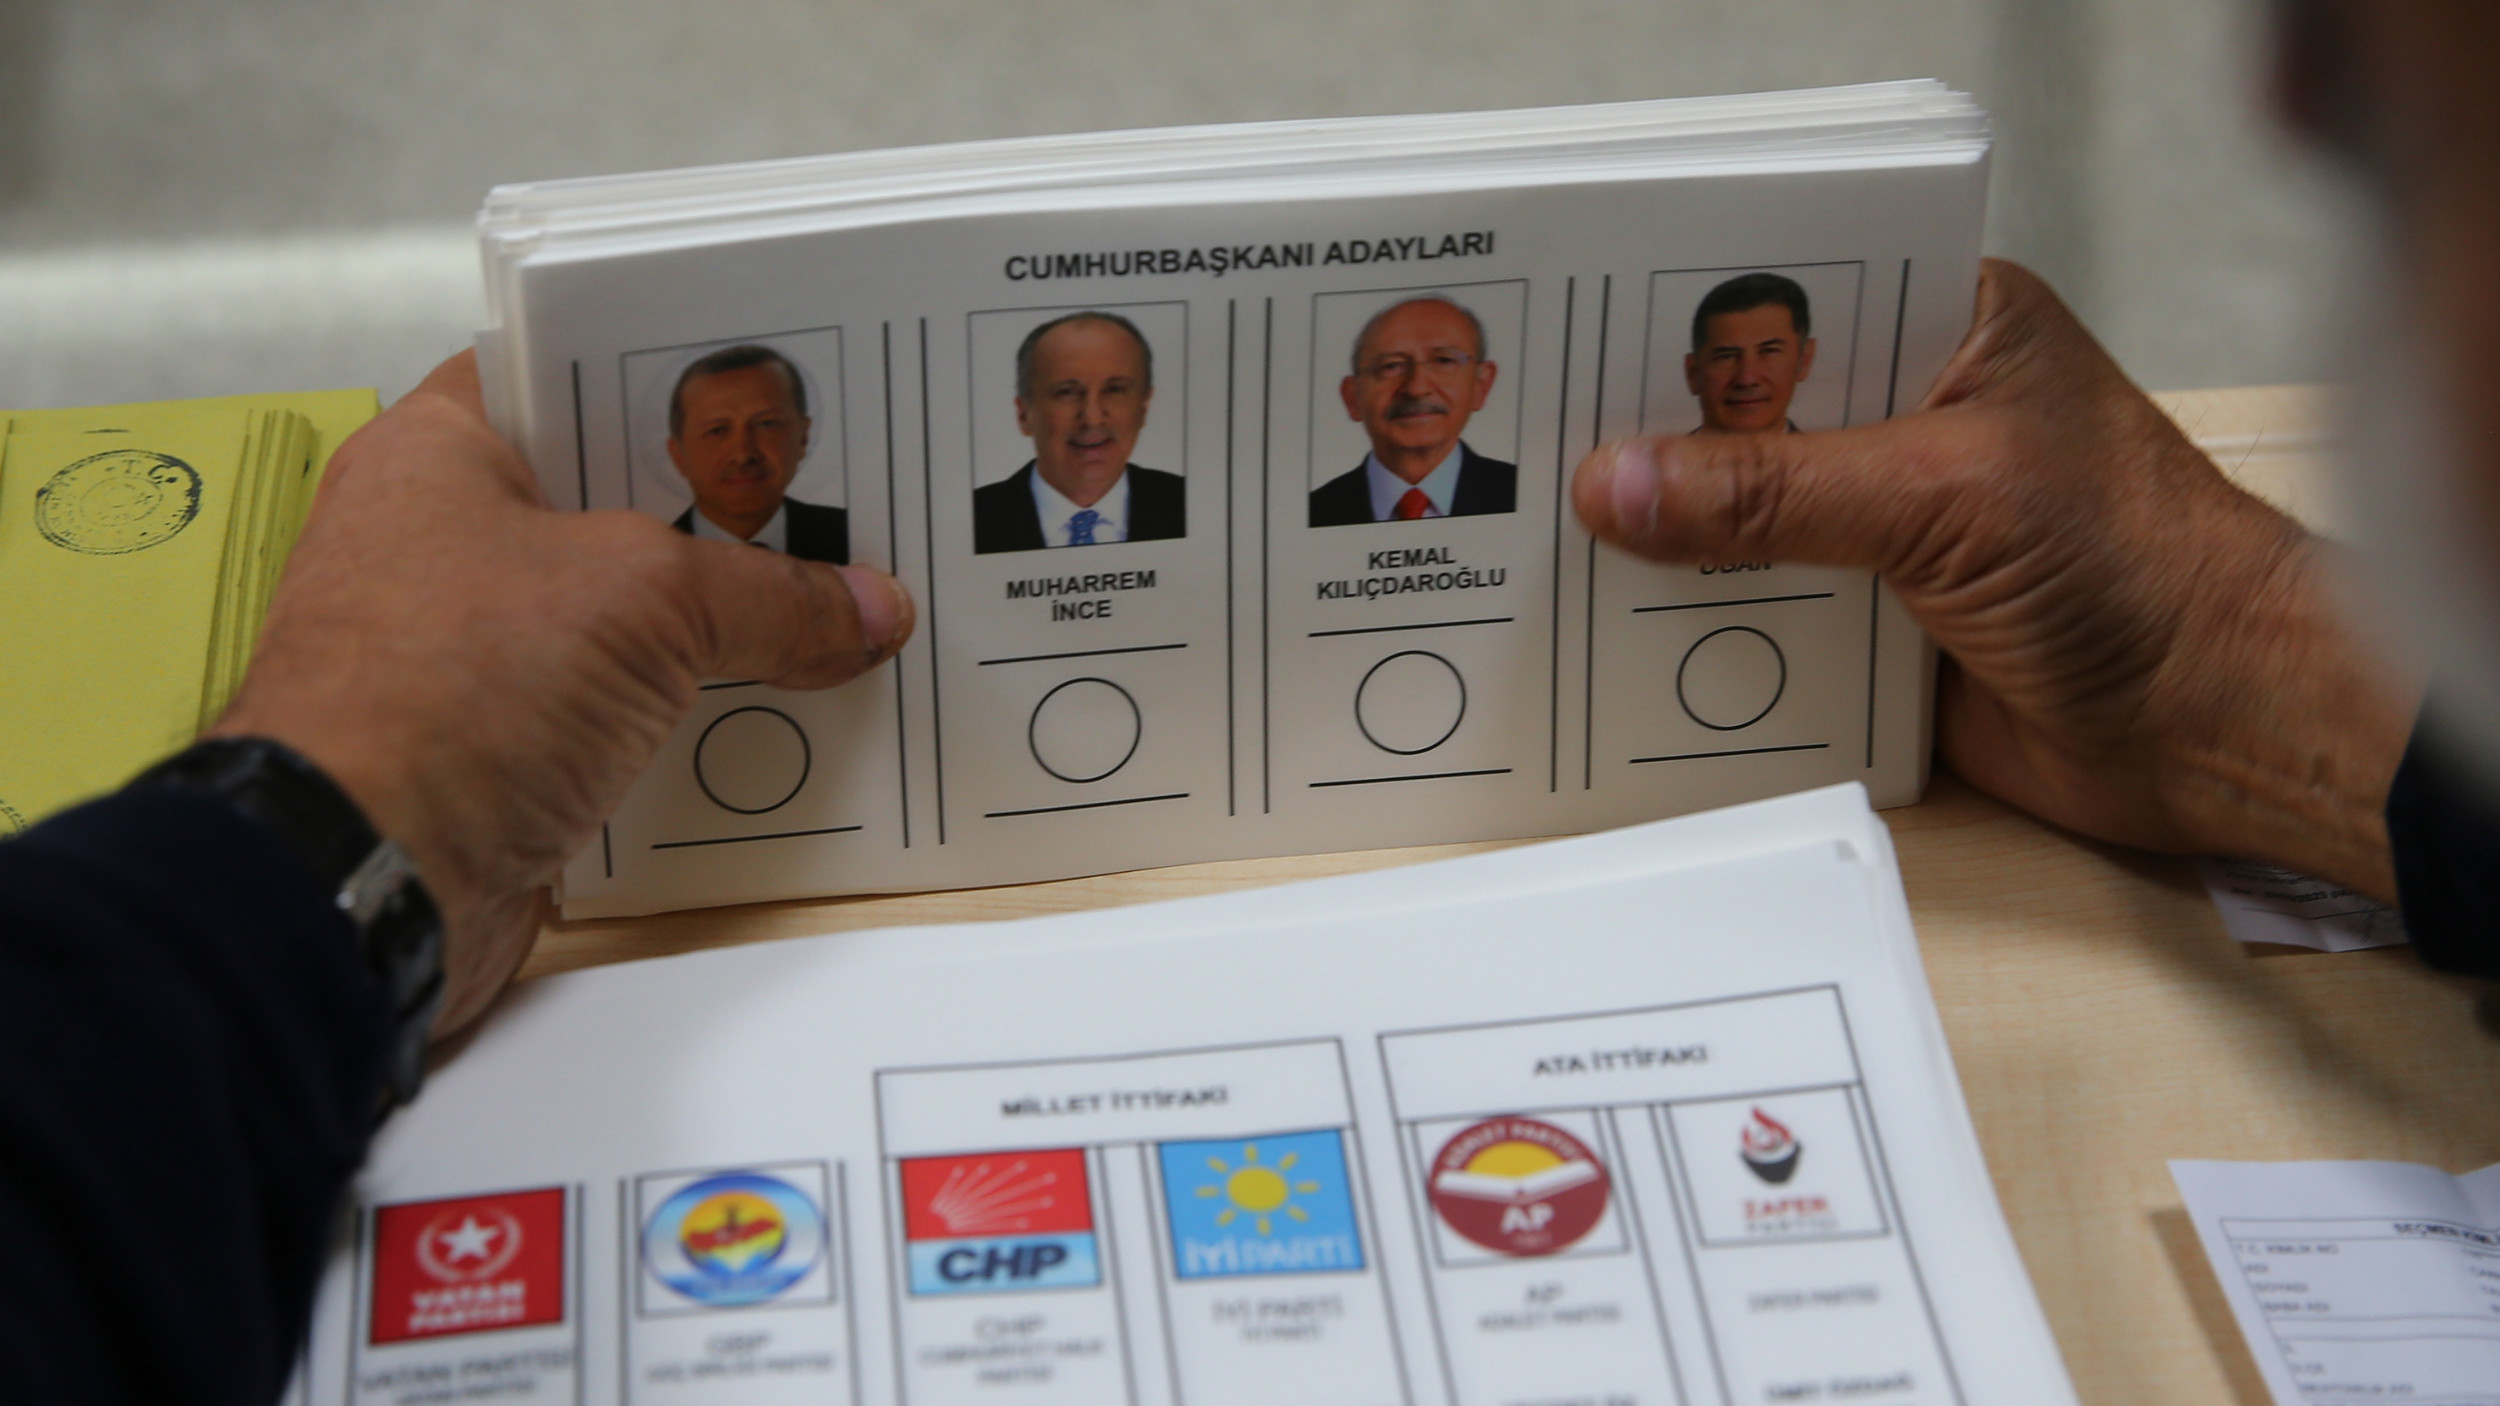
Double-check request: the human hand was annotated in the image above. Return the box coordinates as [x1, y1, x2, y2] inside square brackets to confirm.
[1572, 259, 2417, 898]
[212, 350, 914, 1034]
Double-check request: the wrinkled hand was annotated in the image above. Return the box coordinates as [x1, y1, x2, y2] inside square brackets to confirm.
[1573, 259, 2416, 898]
[213, 351, 914, 1033]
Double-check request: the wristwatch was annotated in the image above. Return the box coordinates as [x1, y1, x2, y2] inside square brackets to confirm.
[131, 737, 445, 1111]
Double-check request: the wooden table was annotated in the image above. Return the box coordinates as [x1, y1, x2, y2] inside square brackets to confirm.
[532, 387, 2499, 1406]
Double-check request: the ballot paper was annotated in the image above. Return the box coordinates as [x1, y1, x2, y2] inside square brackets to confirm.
[2172, 1158, 2500, 1404]
[0, 390, 376, 831]
[294, 783, 2077, 1405]
[475, 82, 1990, 916]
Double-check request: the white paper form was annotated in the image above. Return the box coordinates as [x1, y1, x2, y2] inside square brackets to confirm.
[296, 786, 2076, 1406]
[484, 102, 1984, 916]
[2195, 859, 2408, 953]
[2173, 1159, 2500, 1405]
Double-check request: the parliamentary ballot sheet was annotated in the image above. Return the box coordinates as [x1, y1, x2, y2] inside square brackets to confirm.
[292, 785, 2077, 1406]
[474, 86, 1989, 915]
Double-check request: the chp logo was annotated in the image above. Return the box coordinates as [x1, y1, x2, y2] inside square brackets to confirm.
[642, 1171, 827, 1309]
[1739, 1107, 1801, 1184]
[369, 1187, 567, 1344]
[899, 1149, 1100, 1295]
[1428, 1117, 1610, 1257]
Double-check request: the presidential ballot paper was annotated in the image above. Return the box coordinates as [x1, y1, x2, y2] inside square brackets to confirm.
[475, 83, 1989, 915]
[294, 784, 2076, 1406]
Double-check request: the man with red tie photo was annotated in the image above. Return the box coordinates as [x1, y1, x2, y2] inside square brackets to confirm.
[1309, 294, 1517, 528]
[974, 310, 1186, 554]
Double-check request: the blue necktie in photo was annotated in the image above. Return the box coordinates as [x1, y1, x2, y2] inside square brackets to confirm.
[1067, 508, 1100, 546]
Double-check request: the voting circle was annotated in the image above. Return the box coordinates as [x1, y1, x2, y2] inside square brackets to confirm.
[1354, 649, 1467, 756]
[1676, 625, 1787, 732]
[692, 706, 812, 814]
[1026, 677, 1143, 783]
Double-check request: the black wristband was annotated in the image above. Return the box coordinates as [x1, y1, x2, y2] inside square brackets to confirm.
[129, 737, 444, 1110]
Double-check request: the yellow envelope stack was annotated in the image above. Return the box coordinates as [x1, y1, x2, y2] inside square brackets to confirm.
[0, 390, 378, 835]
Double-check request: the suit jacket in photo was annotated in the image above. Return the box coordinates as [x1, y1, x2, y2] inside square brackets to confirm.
[1308, 444, 1517, 528]
[671, 498, 850, 565]
[973, 462, 1186, 554]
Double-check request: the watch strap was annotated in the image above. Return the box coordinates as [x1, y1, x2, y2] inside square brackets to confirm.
[130, 737, 444, 1110]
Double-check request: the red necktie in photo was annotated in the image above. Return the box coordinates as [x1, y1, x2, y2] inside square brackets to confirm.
[1393, 487, 1432, 521]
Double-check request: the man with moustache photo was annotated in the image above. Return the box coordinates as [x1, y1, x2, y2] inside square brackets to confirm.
[975, 310, 1185, 553]
[1310, 294, 1516, 527]
[666, 343, 850, 563]
[1684, 272, 1815, 435]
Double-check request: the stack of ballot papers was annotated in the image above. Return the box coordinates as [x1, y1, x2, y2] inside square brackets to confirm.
[297, 783, 2081, 1404]
[0, 390, 377, 833]
[471, 82, 1990, 916]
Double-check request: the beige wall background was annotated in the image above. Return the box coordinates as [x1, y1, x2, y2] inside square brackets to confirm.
[0, 0, 2348, 408]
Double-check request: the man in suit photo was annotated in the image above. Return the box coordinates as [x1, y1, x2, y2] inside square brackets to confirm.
[666, 343, 850, 564]
[1310, 294, 1516, 527]
[974, 310, 1185, 553]
[1685, 272, 1815, 435]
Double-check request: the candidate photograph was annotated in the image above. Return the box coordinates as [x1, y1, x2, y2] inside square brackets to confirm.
[974, 309, 1185, 554]
[664, 342, 849, 563]
[1684, 271, 1816, 435]
[1311, 293, 1516, 527]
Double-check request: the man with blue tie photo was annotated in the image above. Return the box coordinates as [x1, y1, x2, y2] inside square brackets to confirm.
[1309, 294, 1517, 528]
[973, 310, 1186, 554]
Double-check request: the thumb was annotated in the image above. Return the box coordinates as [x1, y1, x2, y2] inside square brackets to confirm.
[673, 539, 917, 688]
[1570, 420, 1961, 571]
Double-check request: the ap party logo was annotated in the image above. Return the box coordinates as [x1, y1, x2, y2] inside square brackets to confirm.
[1159, 1129, 1365, 1279]
[638, 1167, 831, 1313]
[1428, 1116, 1611, 1257]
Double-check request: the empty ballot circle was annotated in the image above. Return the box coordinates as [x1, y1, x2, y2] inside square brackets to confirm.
[1028, 677, 1142, 783]
[692, 706, 812, 814]
[1676, 626, 1786, 731]
[1356, 650, 1466, 755]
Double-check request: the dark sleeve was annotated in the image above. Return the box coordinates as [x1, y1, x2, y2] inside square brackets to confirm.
[0, 788, 393, 1404]
[2385, 720, 2500, 982]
